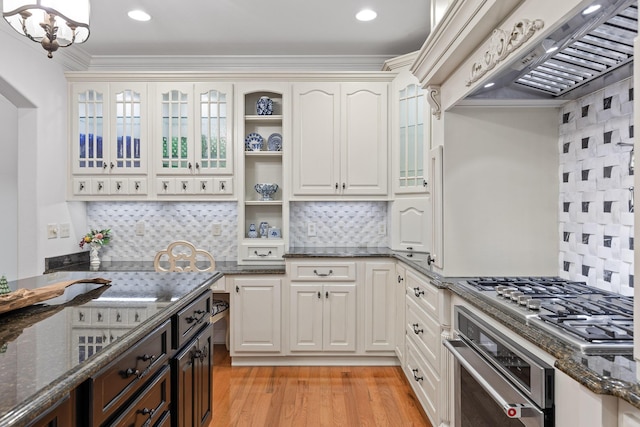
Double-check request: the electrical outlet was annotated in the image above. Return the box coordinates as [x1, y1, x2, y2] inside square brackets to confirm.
[378, 223, 387, 236]
[47, 224, 58, 239]
[211, 223, 222, 236]
[307, 222, 317, 237]
[135, 221, 145, 236]
[59, 223, 70, 238]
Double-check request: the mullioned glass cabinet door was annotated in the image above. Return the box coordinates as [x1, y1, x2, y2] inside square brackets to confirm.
[71, 83, 107, 174]
[196, 83, 233, 174]
[110, 83, 148, 174]
[393, 71, 429, 194]
[157, 84, 192, 174]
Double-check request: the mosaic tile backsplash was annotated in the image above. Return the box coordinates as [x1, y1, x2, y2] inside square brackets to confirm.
[86, 201, 390, 261]
[559, 77, 634, 295]
[86, 202, 238, 262]
[289, 201, 389, 248]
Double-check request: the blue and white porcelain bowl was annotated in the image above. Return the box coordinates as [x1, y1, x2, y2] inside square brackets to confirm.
[254, 183, 278, 201]
[256, 96, 273, 115]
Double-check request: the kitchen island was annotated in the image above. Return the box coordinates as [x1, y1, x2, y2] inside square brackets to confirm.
[0, 270, 222, 426]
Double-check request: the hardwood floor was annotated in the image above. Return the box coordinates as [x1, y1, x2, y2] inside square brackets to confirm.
[210, 345, 432, 426]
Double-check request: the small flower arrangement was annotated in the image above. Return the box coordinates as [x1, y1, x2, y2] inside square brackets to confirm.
[79, 228, 111, 249]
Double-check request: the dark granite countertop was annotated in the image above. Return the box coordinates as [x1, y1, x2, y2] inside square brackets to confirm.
[44, 252, 285, 275]
[0, 271, 221, 426]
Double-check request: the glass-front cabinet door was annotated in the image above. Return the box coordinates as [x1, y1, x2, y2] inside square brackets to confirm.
[71, 83, 107, 174]
[71, 82, 148, 175]
[196, 83, 233, 174]
[393, 70, 429, 194]
[110, 83, 148, 174]
[157, 84, 193, 174]
[156, 83, 233, 176]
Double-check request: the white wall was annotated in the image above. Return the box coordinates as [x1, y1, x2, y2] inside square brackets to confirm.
[0, 94, 18, 280]
[442, 107, 559, 277]
[0, 26, 87, 278]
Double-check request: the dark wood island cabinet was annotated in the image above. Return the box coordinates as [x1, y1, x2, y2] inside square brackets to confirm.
[0, 272, 219, 427]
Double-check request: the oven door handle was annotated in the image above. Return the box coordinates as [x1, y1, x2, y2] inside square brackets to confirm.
[444, 339, 545, 422]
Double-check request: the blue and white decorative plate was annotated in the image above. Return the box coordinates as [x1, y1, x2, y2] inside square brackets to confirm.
[267, 133, 282, 151]
[245, 133, 263, 151]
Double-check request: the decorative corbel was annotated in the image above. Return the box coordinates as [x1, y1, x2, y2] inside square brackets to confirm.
[426, 85, 442, 120]
[466, 18, 545, 86]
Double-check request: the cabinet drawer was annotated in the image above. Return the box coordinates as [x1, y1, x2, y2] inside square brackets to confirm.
[288, 261, 356, 281]
[92, 320, 170, 426]
[404, 335, 438, 425]
[173, 291, 211, 349]
[406, 270, 439, 318]
[240, 241, 285, 262]
[406, 296, 440, 369]
[107, 365, 171, 427]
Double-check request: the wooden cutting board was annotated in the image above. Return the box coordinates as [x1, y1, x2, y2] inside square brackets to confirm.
[0, 277, 112, 315]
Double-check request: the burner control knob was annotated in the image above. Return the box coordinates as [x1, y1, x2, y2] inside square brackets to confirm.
[518, 295, 532, 306]
[528, 300, 541, 311]
[510, 291, 523, 303]
[496, 285, 507, 295]
[502, 288, 516, 298]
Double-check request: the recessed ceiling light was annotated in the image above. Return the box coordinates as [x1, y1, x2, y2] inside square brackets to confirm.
[484, 82, 495, 88]
[128, 9, 151, 21]
[356, 9, 377, 22]
[582, 4, 601, 15]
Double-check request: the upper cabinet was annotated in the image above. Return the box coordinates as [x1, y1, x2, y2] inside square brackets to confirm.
[392, 70, 429, 194]
[154, 83, 234, 197]
[70, 82, 150, 198]
[291, 82, 389, 198]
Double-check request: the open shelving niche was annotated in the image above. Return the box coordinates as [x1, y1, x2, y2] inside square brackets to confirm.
[237, 88, 289, 264]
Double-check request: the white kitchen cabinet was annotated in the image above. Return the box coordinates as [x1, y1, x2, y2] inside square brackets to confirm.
[154, 83, 233, 177]
[69, 82, 150, 198]
[236, 84, 289, 264]
[403, 267, 450, 427]
[230, 277, 281, 353]
[390, 197, 431, 252]
[291, 82, 388, 197]
[394, 264, 406, 363]
[363, 262, 395, 352]
[289, 282, 356, 352]
[392, 69, 429, 194]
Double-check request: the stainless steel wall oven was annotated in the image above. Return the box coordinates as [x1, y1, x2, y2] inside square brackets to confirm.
[444, 306, 554, 427]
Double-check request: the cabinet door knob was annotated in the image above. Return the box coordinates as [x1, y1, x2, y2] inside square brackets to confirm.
[325, 291, 329, 299]
[423, 179, 428, 187]
[188, 162, 193, 170]
[201, 181, 207, 190]
[103, 163, 108, 170]
[196, 162, 200, 170]
[397, 275, 404, 283]
[110, 162, 115, 170]
[427, 254, 436, 266]
[342, 183, 346, 190]
[335, 183, 339, 190]
[236, 285, 240, 293]
[317, 291, 321, 299]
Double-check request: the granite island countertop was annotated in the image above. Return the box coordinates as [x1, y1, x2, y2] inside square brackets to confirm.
[0, 270, 221, 426]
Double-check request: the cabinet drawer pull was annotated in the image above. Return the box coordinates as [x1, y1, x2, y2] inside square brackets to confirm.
[123, 368, 140, 378]
[412, 323, 423, 335]
[137, 407, 156, 427]
[139, 354, 156, 362]
[313, 269, 333, 277]
[254, 250, 272, 257]
[186, 309, 207, 324]
[414, 287, 424, 297]
[412, 368, 423, 382]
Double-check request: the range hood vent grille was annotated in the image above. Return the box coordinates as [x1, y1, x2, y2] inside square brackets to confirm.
[515, 3, 637, 96]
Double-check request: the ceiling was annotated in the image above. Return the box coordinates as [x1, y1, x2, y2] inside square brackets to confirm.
[67, 0, 431, 69]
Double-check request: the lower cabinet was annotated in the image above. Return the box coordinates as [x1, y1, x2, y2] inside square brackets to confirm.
[173, 323, 213, 427]
[231, 277, 282, 353]
[394, 264, 407, 363]
[289, 282, 356, 352]
[363, 262, 395, 352]
[27, 392, 74, 427]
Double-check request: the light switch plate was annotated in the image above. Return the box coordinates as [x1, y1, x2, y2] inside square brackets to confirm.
[59, 223, 70, 238]
[135, 221, 145, 236]
[47, 224, 58, 239]
[307, 222, 317, 237]
[211, 223, 222, 236]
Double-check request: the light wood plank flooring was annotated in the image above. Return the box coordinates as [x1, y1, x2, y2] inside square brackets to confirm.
[210, 345, 432, 426]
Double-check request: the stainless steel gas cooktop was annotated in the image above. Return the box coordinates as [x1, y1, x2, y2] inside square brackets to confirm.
[458, 277, 634, 355]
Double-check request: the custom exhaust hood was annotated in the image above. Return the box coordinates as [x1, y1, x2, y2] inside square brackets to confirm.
[466, 0, 637, 102]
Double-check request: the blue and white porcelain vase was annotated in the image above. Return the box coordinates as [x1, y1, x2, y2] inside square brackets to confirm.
[248, 223, 258, 238]
[259, 221, 269, 238]
[256, 96, 273, 115]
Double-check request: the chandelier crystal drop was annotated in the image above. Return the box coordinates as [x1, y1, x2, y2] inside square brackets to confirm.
[3, 0, 90, 58]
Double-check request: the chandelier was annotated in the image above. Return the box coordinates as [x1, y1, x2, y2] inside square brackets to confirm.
[3, 0, 90, 58]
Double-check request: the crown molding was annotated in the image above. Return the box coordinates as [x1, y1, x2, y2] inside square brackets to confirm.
[82, 54, 396, 72]
[381, 51, 419, 71]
